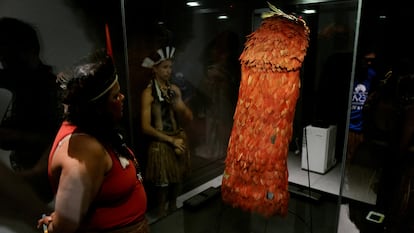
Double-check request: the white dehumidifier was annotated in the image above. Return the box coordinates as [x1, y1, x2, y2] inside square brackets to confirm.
[301, 125, 337, 174]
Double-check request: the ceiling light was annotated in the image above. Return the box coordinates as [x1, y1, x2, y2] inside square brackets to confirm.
[302, 9, 316, 14]
[186, 1, 200, 7]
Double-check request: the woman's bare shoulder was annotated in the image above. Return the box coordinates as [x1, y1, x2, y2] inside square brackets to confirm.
[51, 133, 108, 175]
[68, 133, 106, 159]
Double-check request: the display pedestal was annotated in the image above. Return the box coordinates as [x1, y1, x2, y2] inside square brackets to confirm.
[301, 125, 337, 174]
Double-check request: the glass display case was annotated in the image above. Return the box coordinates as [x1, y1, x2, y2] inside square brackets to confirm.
[123, 0, 362, 232]
[2, 0, 413, 232]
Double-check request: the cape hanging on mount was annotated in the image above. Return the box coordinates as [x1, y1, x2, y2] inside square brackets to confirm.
[221, 3, 310, 217]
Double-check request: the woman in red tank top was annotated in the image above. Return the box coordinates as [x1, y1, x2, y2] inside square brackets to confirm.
[37, 50, 149, 233]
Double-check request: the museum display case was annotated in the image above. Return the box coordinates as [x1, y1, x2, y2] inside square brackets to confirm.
[2, 0, 412, 232]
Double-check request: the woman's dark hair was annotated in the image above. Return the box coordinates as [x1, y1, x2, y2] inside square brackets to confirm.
[58, 50, 136, 162]
[58, 49, 118, 141]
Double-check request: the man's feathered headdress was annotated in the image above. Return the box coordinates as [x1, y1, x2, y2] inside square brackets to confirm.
[141, 46, 175, 68]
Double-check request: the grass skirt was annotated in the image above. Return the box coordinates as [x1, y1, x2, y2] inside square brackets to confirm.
[145, 130, 191, 185]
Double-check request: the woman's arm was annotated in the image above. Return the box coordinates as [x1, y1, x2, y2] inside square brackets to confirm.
[38, 134, 109, 233]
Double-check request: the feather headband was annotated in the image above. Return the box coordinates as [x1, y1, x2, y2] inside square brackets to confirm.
[142, 46, 176, 68]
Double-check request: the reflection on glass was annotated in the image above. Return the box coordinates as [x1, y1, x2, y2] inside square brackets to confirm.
[195, 30, 240, 161]
[341, 0, 414, 232]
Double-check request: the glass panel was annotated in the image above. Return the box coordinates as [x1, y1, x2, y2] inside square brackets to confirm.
[342, 0, 414, 232]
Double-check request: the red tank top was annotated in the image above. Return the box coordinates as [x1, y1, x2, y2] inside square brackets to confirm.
[48, 121, 147, 231]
